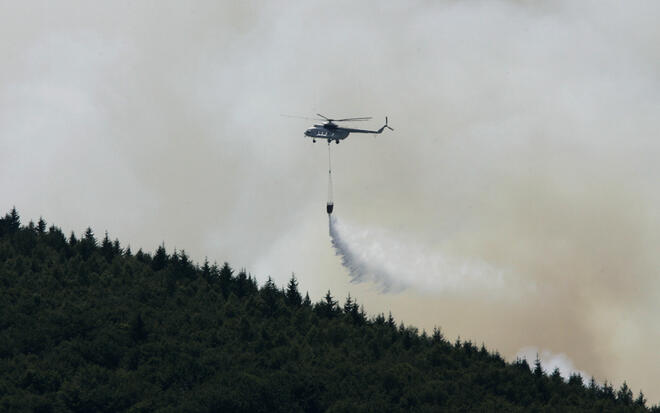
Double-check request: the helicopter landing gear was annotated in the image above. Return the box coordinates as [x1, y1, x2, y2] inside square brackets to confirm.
[335, 139, 339, 144]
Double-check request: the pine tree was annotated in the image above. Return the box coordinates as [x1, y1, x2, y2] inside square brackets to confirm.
[568, 373, 583, 387]
[135, 248, 146, 263]
[236, 270, 250, 297]
[550, 368, 562, 384]
[37, 217, 46, 234]
[79, 227, 96, 259]
[218, 262, 234, 297]
[83, 227, 96, 246]
[602, 381, 615, 400]
[533, 354, 543, 378]
[261, 277, 279, 314]
[0, 207, 21, 235]
[112, 239, 121, 256]
[152, 243, 168, 271]
[432, 327, 443, 344]
[69, 231, 77, 246]
[374, 313, 384, 325]
[588, 377, 599, 397]
[635, 391, 647, 408]
[8, 207, 20, 232]
[316, 290, 337, 318]
[202, 258, 211, 281]
[101, 231, 114, 261]
[617, 381, 633, 405]
[343, 294, 363, 324]
[343, 293, 354, 314]
[302, 292, 311, 307]
[387, 312, 395, 328]
[285, 274, 302, 307]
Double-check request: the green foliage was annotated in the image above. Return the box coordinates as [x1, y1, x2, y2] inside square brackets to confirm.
[0, 208, 655, 412]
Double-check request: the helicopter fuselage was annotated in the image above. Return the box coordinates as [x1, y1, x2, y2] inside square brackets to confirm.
[305, 124, 350, 142]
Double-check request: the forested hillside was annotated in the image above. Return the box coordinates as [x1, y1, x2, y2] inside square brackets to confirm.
[0, 208, 655, 412]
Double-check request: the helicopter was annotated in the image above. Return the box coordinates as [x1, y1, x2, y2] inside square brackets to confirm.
[304, 114, 393, 144]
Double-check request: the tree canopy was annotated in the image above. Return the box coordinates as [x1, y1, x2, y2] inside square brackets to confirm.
[0, 209, 655, 412]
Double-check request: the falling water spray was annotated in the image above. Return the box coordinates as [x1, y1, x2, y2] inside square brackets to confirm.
[328, 215, 515, 295]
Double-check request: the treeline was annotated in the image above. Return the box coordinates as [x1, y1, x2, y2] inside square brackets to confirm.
[0, 208, 656, 412]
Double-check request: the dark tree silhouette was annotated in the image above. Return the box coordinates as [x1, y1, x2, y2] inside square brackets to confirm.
[0, 208, 655, 413]
[152, 243, 168, 271]
[285, 274, 302, 307]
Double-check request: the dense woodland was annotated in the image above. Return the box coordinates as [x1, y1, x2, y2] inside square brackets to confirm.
[0, 207, 656, 412]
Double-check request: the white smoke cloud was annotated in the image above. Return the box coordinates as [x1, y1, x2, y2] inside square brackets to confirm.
[516, 346, 591, 382]
[329, 215, 526, 296]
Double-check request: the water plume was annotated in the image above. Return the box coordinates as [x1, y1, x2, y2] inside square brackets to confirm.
[329, 215, 512, 295]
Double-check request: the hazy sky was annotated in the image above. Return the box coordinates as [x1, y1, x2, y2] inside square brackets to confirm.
[2, 0, 659, 402]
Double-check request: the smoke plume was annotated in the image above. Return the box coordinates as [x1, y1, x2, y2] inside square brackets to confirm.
[517, 347, 591, 382]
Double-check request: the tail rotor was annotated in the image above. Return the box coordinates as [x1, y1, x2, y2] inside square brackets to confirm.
[385, 116, 394, 131]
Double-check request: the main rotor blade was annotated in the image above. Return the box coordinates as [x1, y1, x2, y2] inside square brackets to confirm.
[281, 114, 324, 121]
[334, 117, 372, 122]
[316, 114, 372, 122]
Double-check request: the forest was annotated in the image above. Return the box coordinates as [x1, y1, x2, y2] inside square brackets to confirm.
[0, 207, 656, 412]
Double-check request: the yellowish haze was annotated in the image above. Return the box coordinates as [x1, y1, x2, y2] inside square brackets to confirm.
[1, 0, 659, 403]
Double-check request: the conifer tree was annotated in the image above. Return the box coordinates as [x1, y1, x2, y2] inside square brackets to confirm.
[285, 274, 302, 307]
[0, 207, 21, 235]
[83, 227, 96, 245]
[302, 292, 311, 307]
[568, 373, 583, 387]
[112, 239, 121, 256]
[37, 217, 46, 233]
[79, 227, 96, 259]
[8, 207, 20, 232]
[387, 312, 395, 328]
[533, 354, 543, 378]
[432, 327, 443, 344]
[316, 290, 337, 318]
[236, 270, 250, 297]
[550, 367, 562, 384]
[617, 381, 633, 405]
[101, 231, 114, 261]
[635, 391, 647, 408]
[343, 293, 354, 314]
[602, 381, 616, 400]
[588, 377, 599, 397]
[152, 243, 168, 271]
[218, 262, 234, 297]
[374, 313, 385, 326]
[261, 277, 279, 314]
[202, 258, 211, 280]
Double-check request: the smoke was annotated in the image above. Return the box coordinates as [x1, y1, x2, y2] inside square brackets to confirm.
[517, 347, 591, 382]
[329, 215, 523, 296]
